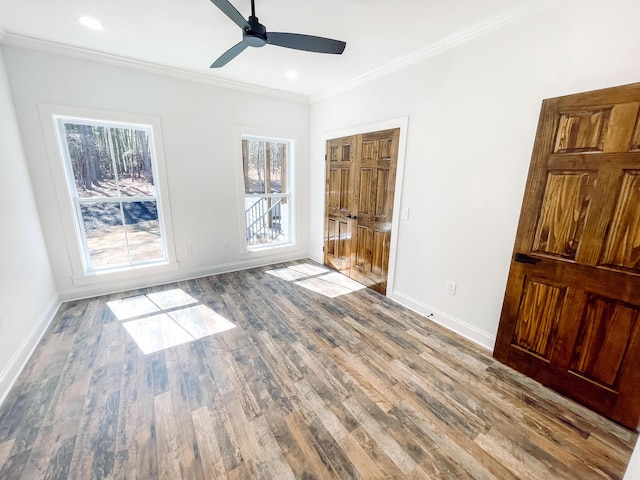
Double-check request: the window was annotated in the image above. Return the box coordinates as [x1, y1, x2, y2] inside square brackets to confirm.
[241, 136, 292, 249]
[54, 116, 169, 273]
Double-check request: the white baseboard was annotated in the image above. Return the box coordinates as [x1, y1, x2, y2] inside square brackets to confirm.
[58, 251, 311, 302]
[391, 291, 496, 351]
[0, 294, 61, 407]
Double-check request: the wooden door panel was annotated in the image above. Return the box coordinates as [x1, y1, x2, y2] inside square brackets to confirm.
[375, 168, 390, 218]
[352, 224, 390, 293]
[371, 229, 386, 276]
[355, 225, 371, 272]
[532, 171, 594, 259]
[512, 278, 566, 360]
[554, 110, 611, 153]
[494, 83, 640, 430]
[357, 168, 373, 216]
[633, 117, 640, 150]
[327, 167, 351, 213]
[599, 171, 640, 272]
[569, 295, 640, 389]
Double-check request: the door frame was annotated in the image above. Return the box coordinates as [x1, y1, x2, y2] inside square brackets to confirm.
[322, 117, 409, 297]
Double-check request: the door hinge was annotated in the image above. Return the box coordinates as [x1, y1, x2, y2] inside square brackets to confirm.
[325, 154, 327, 162]
[323, 246, 325, 252]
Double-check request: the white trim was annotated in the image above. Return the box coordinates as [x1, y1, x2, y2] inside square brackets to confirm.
[38, 104, 178, 282]
[2, 33, 307, 104]
[392, 291, 496, 351]
[58, 251, 309, 302]
[310, 0, 570, 102]
[0, 295, 60, 408]
[322, 117, 409, 298]
[624, 440, 640, 479]
[235, 127, 299, 255]
[2, 1, 569, 104]
[71, 261, 180, 286]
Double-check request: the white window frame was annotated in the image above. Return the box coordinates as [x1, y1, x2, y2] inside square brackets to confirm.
[39, 105, 178, 284]
[235, 129, 296, 254]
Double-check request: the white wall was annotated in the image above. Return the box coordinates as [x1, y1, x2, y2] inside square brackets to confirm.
[625, 440, 640, 480]
[2, 45, 311, 299]
[309, 0, 640, 348]
[0, 45, 58, 403]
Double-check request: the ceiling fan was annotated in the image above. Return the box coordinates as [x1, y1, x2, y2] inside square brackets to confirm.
[208, 0, 347, 68]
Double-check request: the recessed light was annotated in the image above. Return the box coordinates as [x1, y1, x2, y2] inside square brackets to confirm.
[286, 71, 299, 81]
[78, 16, 104, 31]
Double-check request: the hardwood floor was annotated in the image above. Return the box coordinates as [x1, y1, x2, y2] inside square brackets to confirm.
[0, 260, 636, 479]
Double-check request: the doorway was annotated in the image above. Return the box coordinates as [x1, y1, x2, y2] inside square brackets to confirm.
[324, 128, 400, 295]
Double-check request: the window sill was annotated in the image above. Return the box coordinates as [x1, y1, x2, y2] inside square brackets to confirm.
[240, 242, 298, 257]
[71, 261, 180, 286]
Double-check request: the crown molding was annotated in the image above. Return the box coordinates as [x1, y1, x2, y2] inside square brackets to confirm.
[309, 0, 569, 103]
[1, 33, 308, 104]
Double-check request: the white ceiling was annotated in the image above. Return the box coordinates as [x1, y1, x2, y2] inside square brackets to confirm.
[0, 0, 564, 98]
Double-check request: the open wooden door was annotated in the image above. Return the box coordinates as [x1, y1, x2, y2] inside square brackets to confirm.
[494, 82, 640, 430]
[324, 129, 400, 294]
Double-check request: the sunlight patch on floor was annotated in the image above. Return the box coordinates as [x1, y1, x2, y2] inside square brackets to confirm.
[267, 263, 365, 298]
[108, 288, 236, 354]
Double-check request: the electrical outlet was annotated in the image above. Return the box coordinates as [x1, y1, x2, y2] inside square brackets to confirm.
[447, 281, 457, 295]
[184, 245, 193, 256]
[221, 241, 229, 251]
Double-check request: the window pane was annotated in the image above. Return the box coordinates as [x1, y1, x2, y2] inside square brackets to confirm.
[123, 201, 163, 262]
[245, 196, 289, 247]
[109, 127, 156, 197]
[80, 202, 128, 268]
[244, 140, 265, 194]
[64, 124, 156, 198]
[65, 124, 114, 198]
[268, 142, 284, 194]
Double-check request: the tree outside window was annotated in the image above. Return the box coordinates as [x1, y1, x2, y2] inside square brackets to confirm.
[56, 118, 167, 272]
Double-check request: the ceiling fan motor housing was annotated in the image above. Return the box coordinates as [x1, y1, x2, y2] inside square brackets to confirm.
[244, 16, 267, 47]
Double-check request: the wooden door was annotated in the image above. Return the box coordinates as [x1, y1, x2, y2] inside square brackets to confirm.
[494, 82, 640, 430]
[350, 129, 399, 294]
[324, 129, 400, 294]
[324, 135, 356, 275]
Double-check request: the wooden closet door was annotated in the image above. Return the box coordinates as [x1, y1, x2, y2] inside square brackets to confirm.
[324, 136, 356, 275]
[350, 129, 400, 294]
[494, 82, 640, 430]
[324, 129, 400, 295]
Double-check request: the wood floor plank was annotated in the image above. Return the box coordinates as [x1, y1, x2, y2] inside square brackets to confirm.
[154, 391, 184, 479]
[191, 405, 227, 480]
[0, 438, 15, 471]
[0, 259, 635, 479]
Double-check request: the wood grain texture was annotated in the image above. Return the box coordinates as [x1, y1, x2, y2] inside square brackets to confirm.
[495, 83, 640, 429]
[601, 171, 640, 271]
[0, 260, 636, 479]
[532, 172, 592, 259]
[325, 129, 399, 295]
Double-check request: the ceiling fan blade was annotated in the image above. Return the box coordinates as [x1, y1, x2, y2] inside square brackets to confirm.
[209, 0, 249, 30]
[267, 32, 346, 54]
[210, 41, 248, 68]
